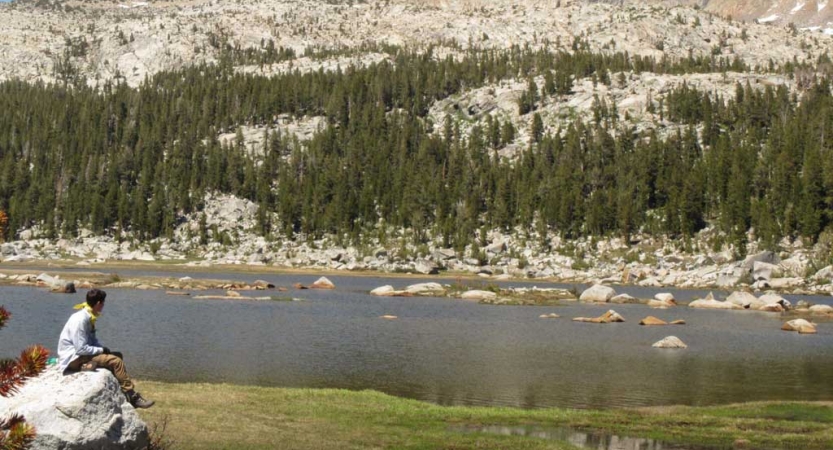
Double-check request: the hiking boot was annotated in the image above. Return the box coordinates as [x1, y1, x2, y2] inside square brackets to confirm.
[80, 361, 97, 371]
[126, 390, 155, 409]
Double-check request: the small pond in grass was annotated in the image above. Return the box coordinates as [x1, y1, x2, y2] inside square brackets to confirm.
[1, 271, 832, 409]
[453, 425, 725, 450]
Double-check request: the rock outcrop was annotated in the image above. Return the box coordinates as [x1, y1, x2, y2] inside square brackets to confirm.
[0, 367, 148, 450]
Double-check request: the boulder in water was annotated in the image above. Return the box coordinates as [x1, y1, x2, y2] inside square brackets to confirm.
[404, 282, 445, 295]
[652, 336, 687, 349]
[579, 284, 616, 303]
[639, 316, 668, 326]
[572, 310, 625, 323]
[781, 319, 817, 334]
[460, 290, 497, 301]
[310, 277, 335, 289]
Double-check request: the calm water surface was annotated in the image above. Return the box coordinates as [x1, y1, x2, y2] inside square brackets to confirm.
[1, 271, 831, 409]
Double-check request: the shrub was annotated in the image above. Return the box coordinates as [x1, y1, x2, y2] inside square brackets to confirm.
[0, 306, 50, 449]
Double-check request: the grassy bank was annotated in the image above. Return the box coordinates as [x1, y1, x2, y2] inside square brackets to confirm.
[137, 381, 833, 450]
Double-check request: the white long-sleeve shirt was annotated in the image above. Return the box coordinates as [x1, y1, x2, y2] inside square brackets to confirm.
[57, 309, 104, 372]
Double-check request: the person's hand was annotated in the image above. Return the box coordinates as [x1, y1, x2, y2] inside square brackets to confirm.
[101, 347, 111, 354]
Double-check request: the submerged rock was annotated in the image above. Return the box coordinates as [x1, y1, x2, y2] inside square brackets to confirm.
[405, 282, 445, 295]
[460, 290, 497, 301]
[639, 316, 668, 326]
[781, 319, 817, 334]
[370, 285, 396, 296]
[310, 276, 335, 289]
[609, 293, 639, 304]
[572, 310, 625, 323]
[647, 293, 677, 308]
[809, 304, 833, 315]
[652, 336, 687, 349]
[726, 291, 758, 309]
[689, 292, 742, 310]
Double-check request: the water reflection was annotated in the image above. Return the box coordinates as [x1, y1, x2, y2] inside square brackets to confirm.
[455, 425, 721, 450]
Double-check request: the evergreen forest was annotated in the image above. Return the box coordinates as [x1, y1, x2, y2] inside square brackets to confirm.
[0, 43, 832, 256]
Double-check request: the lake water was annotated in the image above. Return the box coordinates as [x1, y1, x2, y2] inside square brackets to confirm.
[1, 271, 831, 409]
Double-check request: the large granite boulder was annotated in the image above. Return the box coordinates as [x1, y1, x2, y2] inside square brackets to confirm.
[813, 265, 833, 282]
[579, 284, 616, 303]
[752, 261, 781, 281]
[0, 367, 148, 449]
[742, 251, 780, 270]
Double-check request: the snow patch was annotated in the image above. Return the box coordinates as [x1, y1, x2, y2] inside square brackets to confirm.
[819, 0, 828, 11]
[757, 14, 780, 23]
[824, 28, 833, 34]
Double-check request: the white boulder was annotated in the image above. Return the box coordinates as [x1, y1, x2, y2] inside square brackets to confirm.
[726, 291, 759, 309]
[405, 282, 445, 295]
[652, 336, 688, 349]
[609, 293, 639, 304]
[781, 319, 817, 334]
[460, 290, 497, 301]
[752, 261, 781, 281]
[689, 293, 742, 310]
[809, 304, 833, 315]
[370, 285, 396, 296]
[813, 265, 833, 282]
[579, 284, 616, 303]
[0, 367, 148, 449]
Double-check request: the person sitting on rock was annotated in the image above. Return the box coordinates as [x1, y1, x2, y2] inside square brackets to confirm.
[57, 288, 154, 409]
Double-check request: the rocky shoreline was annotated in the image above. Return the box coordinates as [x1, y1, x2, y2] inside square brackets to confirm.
[1, 193, 831, 298]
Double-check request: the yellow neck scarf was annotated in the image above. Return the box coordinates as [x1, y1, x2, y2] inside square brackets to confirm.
[73, 302, 100, 328]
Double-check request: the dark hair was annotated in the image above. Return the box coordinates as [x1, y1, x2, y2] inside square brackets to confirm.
[86, 289, 107, 307]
